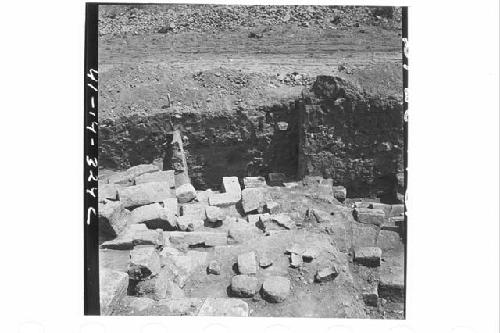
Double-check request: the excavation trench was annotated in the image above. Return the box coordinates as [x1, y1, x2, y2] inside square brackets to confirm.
[99, 76, 404, 201]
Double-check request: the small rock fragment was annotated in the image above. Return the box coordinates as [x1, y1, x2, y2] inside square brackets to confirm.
[289, 253, 303, 268]
[314, 266, 339, 282]
[207, 260, 221, 275]
[265, 201, 279, 214]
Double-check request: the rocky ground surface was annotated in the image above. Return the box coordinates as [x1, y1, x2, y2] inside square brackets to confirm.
[98, 165, 405, 318]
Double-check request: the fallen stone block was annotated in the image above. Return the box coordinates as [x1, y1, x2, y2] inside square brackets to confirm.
[314, 266, 339, 282]
[389, 204, 405, 217]
[222, 176, 241, 195]
[134, 170, 175, 188]
[370, 203, 392, 216]
[283, 182, 299, 189]
[289, 253, 303, 268]
[98, 200, 130, 238]
[354, 247, 382, 267]
[332, 185, 347, 202]
[127, 164, 161, 178]
[181, 202, 207, 220]
[167, 231, 227, 248]
[247, 213, 271, 225]
[237, 251, 257, 275]
[309, 208, 332, 223]
[262, 276, 290, 303]
[101, 229, 163, 250]
[205, 206, 224, 224]
[285, 243, 305, 255]
[230, 275, 260, 297]
[268, 173, 286, 186]
[353, 208, 386, 226]
[130, 203, 177, 230]
[207, 260, 221, 275]
[99, 183, 120, 201]
[241, 188, 265, 213]
[163, 250, 208, 287]
[198, 298, 249, 317]
[176, 215, 203, 232]
[196, 189, 217, 204]
[209, 192, 240, 207]
[162, 197, 178, 215]
[378, 268, 405, 302]
[151, 298, 204, 316]
[227, 223, 262, 244]
[270, 213, 294, 230]
[243, 176, 267, 188]
[100, 268, 129, 315]
[352, 223, 378, 248]
[128, 246, 161, 280]
[106, 171, 134, 186]
[176, 183, 197, 204]
[119, 182, 175, 208]
[265, 201, 279, 214]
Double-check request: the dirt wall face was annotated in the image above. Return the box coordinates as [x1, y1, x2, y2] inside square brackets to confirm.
[298, 76, 404, 201]
[99, 103, 300, 190]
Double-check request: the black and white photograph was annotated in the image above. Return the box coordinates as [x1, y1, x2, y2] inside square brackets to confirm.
[93, 3, 407, 318]
[3, 1, 500, 332]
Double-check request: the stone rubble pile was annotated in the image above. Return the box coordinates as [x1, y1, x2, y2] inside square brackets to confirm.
[99, 162, 405, 316]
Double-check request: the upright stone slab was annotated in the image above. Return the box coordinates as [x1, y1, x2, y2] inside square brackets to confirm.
[241, 188, 265, 213]
[100, 269, 129, 315]
[163, 130, 190, 187]
[119, 182, 175, 208]
[101, 228, 163, 250]
[222, 177, 241, 195]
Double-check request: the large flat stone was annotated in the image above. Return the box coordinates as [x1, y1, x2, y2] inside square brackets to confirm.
[119, 182, 175, 208]
[98, 183, 120, 201]
[237, 251, 257, 275]
[99, 268, 129, 315]
[130, 203, 177, 230]
[209, 192, 240, 207]
[100, 228, 163, 250]
[241, 188, 265, 213]
[134, 170, 175, 187]
[198, 298, 249, 317]
[149, 298, 204, 316]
